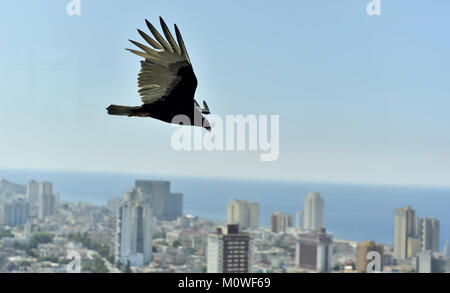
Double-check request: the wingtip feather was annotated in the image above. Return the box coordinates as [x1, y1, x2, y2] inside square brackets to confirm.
[146, 18, 174, 54]
[159, 17, 182, 55]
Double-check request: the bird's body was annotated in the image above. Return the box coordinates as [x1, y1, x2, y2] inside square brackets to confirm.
[107, 17, 211, 131]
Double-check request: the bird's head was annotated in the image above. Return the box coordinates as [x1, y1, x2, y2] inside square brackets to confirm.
[202, 117, 212, 132]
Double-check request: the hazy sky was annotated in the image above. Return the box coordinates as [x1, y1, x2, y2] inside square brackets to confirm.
[1, 0, 450, 186]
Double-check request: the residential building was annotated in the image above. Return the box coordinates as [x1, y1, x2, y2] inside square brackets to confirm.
[422, 217, 440, 253]
[115, 187, 154, 267]
[38, 182, 56, 221]
[444, 241, 450, 259]
[303, 192, 324, 231]
[26, 180, 40, 203]
[271, 211, 292, 233]
[296, 210, 304, 229]
[393, 206, 417, 260]
[135, 180, 183, 220]
[295, 228, 333, 272]
[207, 224, 254, 273]
[2, 200, 29, 226]
[227, 199, 259, 230]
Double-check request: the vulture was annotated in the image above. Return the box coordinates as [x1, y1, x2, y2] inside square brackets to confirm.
[107, 17, 211, 131]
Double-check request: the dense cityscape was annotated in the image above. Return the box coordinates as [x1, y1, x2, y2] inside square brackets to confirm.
[0, 178, 448, 273]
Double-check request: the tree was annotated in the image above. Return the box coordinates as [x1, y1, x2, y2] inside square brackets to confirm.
[124, 260, 132, 273]
[83, 254, 109, 273]
[92, 254, 109, 273]
[0, 229, 13, 239]
[68, 233, 114, 263]
[116, 260, 123, 270]
[28, 232, 54, 249]
[97, 244, 110, 258]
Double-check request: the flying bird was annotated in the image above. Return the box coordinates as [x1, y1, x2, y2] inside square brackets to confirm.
[107, 17, 211, 131]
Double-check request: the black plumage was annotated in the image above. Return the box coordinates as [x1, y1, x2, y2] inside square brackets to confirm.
[107, 17, 211, 131]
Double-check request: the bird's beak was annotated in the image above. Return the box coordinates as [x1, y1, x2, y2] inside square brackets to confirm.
[203, 119, 212, 132]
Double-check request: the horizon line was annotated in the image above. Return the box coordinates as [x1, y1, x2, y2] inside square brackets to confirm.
[1, 166, 450, 190]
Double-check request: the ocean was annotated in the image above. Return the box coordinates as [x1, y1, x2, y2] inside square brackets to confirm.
[1, 168, 449, 249]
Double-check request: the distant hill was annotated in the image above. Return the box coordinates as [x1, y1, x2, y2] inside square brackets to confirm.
[0, 179, 26, 197]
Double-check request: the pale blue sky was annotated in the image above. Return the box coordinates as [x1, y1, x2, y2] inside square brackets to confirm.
[1, 0, 450, 186]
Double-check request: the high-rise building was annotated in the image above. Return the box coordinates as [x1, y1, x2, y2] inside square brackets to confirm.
[407, 237, 422, 258]
[2, 200, 29, 227]
[115, 187, 153, 267]
[248, 202, 259, 229]
[394, 206, 417, 260]
[415, 217, 423, 240]
[303, 192, 324, 231]
[295, 228, 333, 272]
[207, 224, 254, 273]
[227, 200, 259, 230]
[296, 210, 304, 229]
[422, 217, 440, 253]
[26, 180, 40, 203]
[416, 251, 433, 273]
[416, 251, 450, 273]
[135, 180, 182, 220]
[24, 220, 33, 238]
[39, 193, 56, 220]
[444, 241, 450, 259]
[167, 192, 183, 220]
[271, 211, 292, 233]
[106, 197, 122, 214]
[39, 181, 53, 197]
[38, 182, 56, 221]
[394, 206, 441, 260]
[356, 241, 384, 273]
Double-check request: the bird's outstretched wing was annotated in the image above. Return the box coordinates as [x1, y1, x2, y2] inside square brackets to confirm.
[127, 17, 197, 107]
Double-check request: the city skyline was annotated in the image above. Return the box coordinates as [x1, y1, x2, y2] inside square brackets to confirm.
[5, 177, 446, 250]
[1, 171, 448, 248]
[1, 175, 448, 273]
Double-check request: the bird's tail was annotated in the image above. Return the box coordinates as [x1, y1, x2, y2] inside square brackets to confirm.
[106, 105, 140, 116]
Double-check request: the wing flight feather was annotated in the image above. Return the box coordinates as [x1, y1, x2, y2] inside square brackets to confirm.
[159, 17, 182, 55]
[127, 17, 195, 105]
